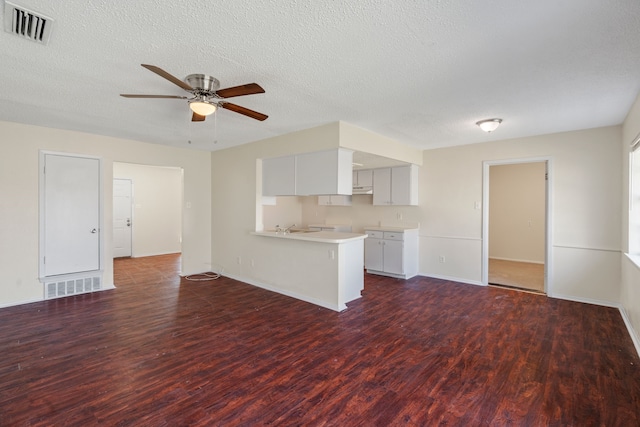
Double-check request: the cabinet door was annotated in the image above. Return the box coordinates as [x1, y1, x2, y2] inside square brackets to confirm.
[317, 195, 352, 206]
[373, 168, 391, 205]
[391, 166, 411, 205]
[263, 156, 295, 196]
[390, 165, 418, 206]
[383, 239, 404, 275]
[364, 238, 384, 271]
[357, 169, 373, 187]
[296, 149, 353, 195]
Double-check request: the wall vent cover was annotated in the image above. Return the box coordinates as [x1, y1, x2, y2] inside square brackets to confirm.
[4, 1, 53, 45]
[45, 275, 101, 299]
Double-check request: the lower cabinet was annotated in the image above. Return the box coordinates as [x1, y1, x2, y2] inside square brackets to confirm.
[364, 229, 418, 279]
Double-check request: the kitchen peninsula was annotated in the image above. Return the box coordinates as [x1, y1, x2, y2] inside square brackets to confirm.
[251, 230, 367, 311]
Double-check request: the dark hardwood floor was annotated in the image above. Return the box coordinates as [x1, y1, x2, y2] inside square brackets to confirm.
[1, 254, 639, 426]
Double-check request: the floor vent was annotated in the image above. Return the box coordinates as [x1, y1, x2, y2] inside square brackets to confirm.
[46, 275, 101, 299]
[4, 1, 53, 45]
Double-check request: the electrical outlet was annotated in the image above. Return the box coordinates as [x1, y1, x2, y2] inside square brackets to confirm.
[397, 212, 403, 220]
[439, 255, 446, 263]
[250, 259, 255, 267]
[237, 256, 241, 265]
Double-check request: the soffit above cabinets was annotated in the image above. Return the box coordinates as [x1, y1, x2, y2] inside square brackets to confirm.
[352, 151, 409, 170]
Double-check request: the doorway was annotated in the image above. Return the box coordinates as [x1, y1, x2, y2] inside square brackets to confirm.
[482, 158, 551, 293]
[113, 162, 183, 263]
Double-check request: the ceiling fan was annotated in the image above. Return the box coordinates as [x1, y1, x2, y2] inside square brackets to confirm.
[120, 64, 268, 122]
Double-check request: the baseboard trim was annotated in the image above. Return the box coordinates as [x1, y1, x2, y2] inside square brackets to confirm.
[489, 256, 544, 265]
[619, 306, 640, 359]
[0, 297, 43, 309]
[223, 273, 344, 312]
[548, 292, 618, 308]
[0, 284, 116, 310]
[419, 273, 484, 287]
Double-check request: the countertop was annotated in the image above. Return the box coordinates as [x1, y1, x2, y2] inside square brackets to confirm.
[252, 230, 367, 244]
[363, 226, 419, 232]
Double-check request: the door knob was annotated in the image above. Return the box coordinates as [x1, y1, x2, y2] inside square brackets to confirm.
[91, 228, 97, 234]
[126, 219, 131, 227]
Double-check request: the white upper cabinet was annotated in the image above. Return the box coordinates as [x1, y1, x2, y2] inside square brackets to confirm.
[373, 164, 418, 206]
[296, 148, 353, 195]
[352, 169, 373, 187]
[318, 195, 352, 206]
[262, 155, 296, 196]
[372, 168, 392, 205]
[262, 148, 353, 196]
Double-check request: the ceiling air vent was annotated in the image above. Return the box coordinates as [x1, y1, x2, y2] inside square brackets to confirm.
[4, 1, 53, 45]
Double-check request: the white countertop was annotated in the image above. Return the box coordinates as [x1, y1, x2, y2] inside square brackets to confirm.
[252, 230, 367, 244]
[363, 226, 419, 232]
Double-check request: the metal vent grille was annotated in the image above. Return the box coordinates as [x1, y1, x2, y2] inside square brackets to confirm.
[45, 275, 101, 299]
[4, 1, 53, 44]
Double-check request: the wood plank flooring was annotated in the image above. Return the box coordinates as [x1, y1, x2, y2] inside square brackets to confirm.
[0, 253, 639, 426]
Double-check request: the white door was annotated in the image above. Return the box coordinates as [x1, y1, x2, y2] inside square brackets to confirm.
[113, 179, 132, 257]
[43, 154, 101, 276]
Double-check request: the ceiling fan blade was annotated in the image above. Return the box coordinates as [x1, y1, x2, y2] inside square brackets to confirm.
[221, 102, 268, 121]
[216, 83, 265, 98]
[141, 64, 193, 91]
[120, 94, 188, 99]
[192, 112, 206, 122]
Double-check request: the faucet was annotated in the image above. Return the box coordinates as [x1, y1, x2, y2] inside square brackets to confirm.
[283, 223, 296, 234]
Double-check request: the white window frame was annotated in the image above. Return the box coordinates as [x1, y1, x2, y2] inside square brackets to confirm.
[628, 133, 640, 266]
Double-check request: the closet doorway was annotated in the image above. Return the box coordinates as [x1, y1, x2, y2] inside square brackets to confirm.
[482, 158, 551, 293]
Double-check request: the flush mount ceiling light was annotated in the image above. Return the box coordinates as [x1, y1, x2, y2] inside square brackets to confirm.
[476, 118, 502, 133]
[189, 99, 217, 116]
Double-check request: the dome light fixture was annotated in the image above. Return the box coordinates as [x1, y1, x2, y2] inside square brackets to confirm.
[189, 99, 217, 116]
[476, 118, 502, 133]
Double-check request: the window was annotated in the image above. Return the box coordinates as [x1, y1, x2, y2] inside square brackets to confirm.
[630, 134, 640, 257]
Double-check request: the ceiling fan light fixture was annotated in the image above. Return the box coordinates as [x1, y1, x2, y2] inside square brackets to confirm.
[189, 100, 217, 116]
[476, 118, 502, 133]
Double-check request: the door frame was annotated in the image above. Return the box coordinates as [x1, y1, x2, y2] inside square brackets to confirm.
[39, 150, 104, 280]
[481, 156, 553, 294]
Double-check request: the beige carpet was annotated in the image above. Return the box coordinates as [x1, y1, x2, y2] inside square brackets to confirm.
[489, 258, 545, 293]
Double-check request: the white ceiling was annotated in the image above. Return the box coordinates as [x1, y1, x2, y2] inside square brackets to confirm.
[1, 0, 639, 152]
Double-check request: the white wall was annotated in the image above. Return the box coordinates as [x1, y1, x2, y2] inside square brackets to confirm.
[262, 197, 303, 231]
[299, 194, 420, 233]
[421, 126, 622, 304]
[0, 121, 211, 307]
[281, 124, 622, 307]
[113, 163, 183, 257]
[211, 123, 339, 280]
[621, 93, 640, 352]
[489, 162, 546, 263]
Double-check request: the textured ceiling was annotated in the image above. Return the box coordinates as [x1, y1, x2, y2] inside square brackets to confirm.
[1, 0, 639, 152]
